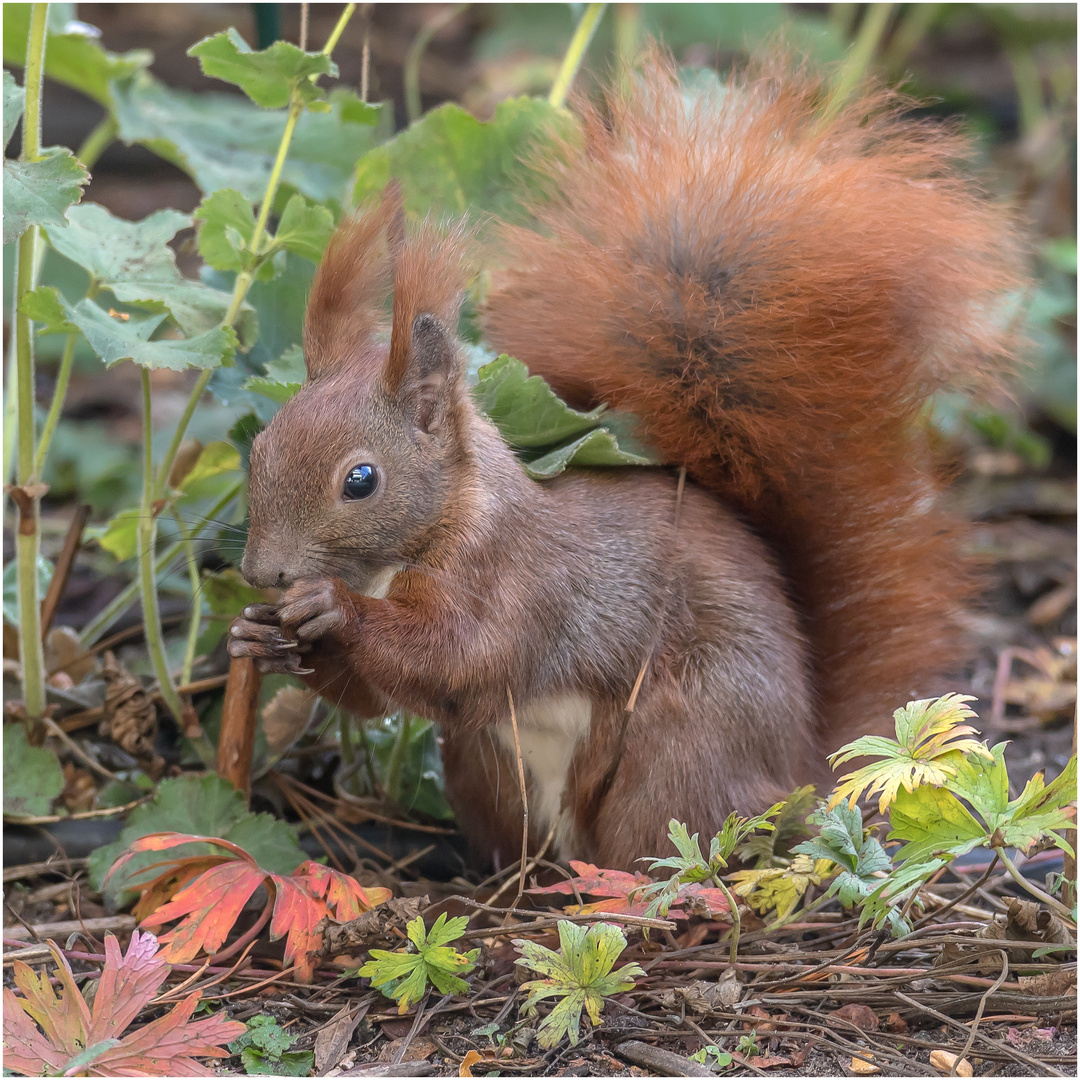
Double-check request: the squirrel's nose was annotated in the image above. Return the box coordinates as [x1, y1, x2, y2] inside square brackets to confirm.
[241, 548, 291, 590]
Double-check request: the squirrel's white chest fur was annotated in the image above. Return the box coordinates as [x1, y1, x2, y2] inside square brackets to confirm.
[496, 693, 591, 856]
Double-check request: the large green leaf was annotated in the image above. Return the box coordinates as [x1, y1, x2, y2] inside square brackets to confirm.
[2, 4, 151, 107]
[23, 285, 237, 372]
[4, 68, 24, 147]
[2, 146, 88, 244]
[3, 723, 64, 818]
[352, 96, 570, 222]
[473, 355, 660, 478]
[112, 74, 385, 203]
[472, 353, 605, 448]
[43, 203, 247, 340]
[188, 28, 334, 109]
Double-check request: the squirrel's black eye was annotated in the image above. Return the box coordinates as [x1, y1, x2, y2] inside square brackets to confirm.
[343, 464, 378, 500]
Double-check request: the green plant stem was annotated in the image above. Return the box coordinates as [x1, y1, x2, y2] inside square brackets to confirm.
[712, 875, 741, 966]
[138, 369, 190, 727]
[384, 714, 413, 805]
[77, 480, 243, 647]
[821, 2, 896, 124]
[322, 2, 357, 56]
[172, 508, 202, 686]
[34, 281, 99, 477]
[404, 3, 469, 125]
[76, 114, 118, 170]
[995, 847, 1076, 923]
[549, 3, 607, 109]
[881, 2, 939, 79]
[13, 2, 51, 721]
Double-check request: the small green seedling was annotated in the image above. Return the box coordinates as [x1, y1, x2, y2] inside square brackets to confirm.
[690, 1044, 735, 1071]
[514, 921, 645, 1048]
[358, 913, 479, 1013]
[229, 1015, 313, 1076]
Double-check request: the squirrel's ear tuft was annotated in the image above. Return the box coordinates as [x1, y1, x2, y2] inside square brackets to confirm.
[380, 220, 470, 431]
[393, 313, 457, 434]
[303, 186, 403, 380]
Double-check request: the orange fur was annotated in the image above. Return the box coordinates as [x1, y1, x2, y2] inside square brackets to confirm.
[483, 57, 1022, 757]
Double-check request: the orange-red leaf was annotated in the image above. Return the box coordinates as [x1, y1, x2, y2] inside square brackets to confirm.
[141, 860, 267, 963]
[299, 860, 392, 919]
[131, 856, 233, 922]
[104, 831, 254, 888]
[270, 875, 330, 982]
[528, 861, 653, 900]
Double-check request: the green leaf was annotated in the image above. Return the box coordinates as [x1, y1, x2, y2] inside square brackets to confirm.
[3, 723, 65, 817]
[473, 355, 606, 448]
[4, 68, 24, 147]
[195, 188, 256, 273]
[358, 913, 479, 1011]
[43, 202, 246, 340]
[272, 193, 334, 262]
[188, 28, 334, 109]
[886, 783, 987, 864]
[2, 4, 151, 107]
[472, 355, 660, 478]
[2, 554, 53, 625]
[93, 507, 140, 562]
[25, 285, 237, 371]
[231, 1015, 314, 1076]
[3, 146, 88, 244]
[242, 344, 306, 405]
[829, 694, 993, 813]
[794, 802, 892, 911]
[353, 96, 571, 223]
[112, 74, 386, 203]
[88, 774, 305, 905]
[515, 921, 643, 1048]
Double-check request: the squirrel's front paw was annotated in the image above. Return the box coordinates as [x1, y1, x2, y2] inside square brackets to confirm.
[227, 603, 313, 675]
[277, 577, 362, 650]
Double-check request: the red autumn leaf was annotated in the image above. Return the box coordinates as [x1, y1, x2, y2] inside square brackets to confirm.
[140, 859, 267, 963]
[132, 855, 233, 922]
[2, 932, 244, 1077]
[527, 861, 730, 920]
[679, 882, 731, 917]
[107, 831, 391, 981]
[528, 861, 653, 900]
[270, 875, 331, 982]
[301, 860, 393, 918]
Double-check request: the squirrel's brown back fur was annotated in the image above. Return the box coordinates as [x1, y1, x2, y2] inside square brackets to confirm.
[484, 57, 1021, 759]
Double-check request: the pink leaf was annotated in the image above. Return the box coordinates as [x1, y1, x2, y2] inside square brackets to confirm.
[86, 931, 170, 1044]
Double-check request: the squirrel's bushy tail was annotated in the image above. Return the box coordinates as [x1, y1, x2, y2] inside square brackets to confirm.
[484, 56, 1022, 761]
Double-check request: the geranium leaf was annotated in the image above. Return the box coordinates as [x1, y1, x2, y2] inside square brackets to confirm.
[515, 921, 643, 1048]
[188, 28, 334, 109]
[195, 187, 256, 272]
[3, 723, 64, 818]
[2, 4, 151, 107]
[25, 285, 237, 371]
[3, 146, 88, 244]
[272, 192, 335, 261]
[353, 96, 570, 224]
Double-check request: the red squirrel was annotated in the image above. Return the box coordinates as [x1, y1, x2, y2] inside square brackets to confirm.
[228, 59, 1020, 870]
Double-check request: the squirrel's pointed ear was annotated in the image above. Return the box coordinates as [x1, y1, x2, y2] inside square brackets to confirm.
[390, 313, 458, 434]
[302, 186, 403, 380]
